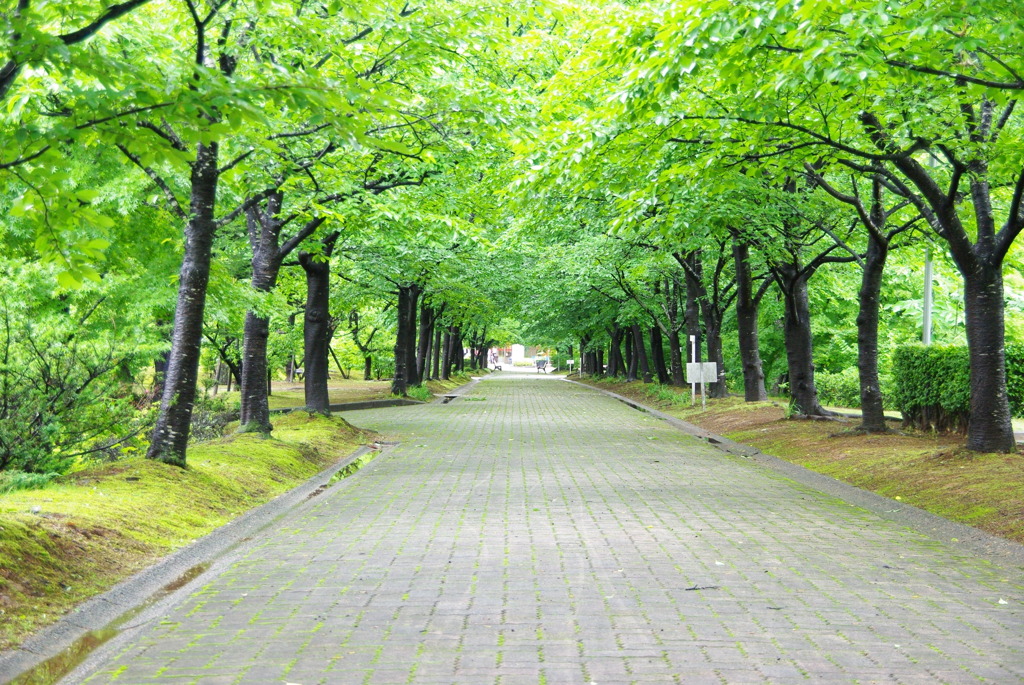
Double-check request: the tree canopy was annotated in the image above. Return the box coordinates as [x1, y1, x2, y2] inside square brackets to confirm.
[3, 0, 1024, 471]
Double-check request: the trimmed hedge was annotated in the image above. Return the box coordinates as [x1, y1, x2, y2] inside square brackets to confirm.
[892, 344, 1024, 433]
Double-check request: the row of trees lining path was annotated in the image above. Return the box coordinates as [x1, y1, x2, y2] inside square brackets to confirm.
[2, 0, 1023, 472]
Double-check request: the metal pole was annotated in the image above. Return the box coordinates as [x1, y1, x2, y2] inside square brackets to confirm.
[923, 245, 933, 345]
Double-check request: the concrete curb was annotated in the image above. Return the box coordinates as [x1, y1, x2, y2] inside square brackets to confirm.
[568, 379, 1024, 570]
[0, 443, 386, 685]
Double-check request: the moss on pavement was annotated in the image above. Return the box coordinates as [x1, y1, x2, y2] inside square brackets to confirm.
[0, 412, 368, 651]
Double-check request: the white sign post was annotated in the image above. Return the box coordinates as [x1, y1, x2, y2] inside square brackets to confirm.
[689, 336, 697, 407]
[686, 360, 718, 412]
[567, 359, 574, 376]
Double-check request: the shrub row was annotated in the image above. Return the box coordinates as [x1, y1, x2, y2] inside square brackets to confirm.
[892, 344, 1024, 433]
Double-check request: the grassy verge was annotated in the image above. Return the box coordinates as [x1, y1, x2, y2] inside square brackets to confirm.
[0, 412, 369, 651]
[424, 371, 483, 397]
[579, 377, 1024, 545]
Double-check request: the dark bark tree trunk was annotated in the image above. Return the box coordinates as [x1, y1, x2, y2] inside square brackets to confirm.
[454, 328, 464, 372]
[607, 327, 624, 377]
[649, 326, 669, 384]
[413, 303, 430, 387]
[406, 286, 421, 385]
[732, 237, 768, 401]
[631, 325, 652, 383]
[152, 348, 168, 401]
[777, 264, 829, 416]
[705, 317, 727, 398]
[298, 233, 338, 414]
[285, 312, 298, 383]
[625, 331, 637, 381]
[667, 328, 684, 388]
[363, 356, 373, 381]
[241, 193, 326, 428]
[684, 264, 702, 367]
[963, 262, 1015, 452]
[596, 349, 604, 376]
[857, 236, 889, 432]
[441, 328, 452, 380]
[431, 326, 442, 380]
[239, 202, 284, 434]
[682, 250, 729, 396]
[420, 308, 434, 382]
[391, 285, 417, 396]
[146, 142, 220, 466]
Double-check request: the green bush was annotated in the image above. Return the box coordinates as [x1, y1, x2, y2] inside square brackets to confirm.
[893, 344, 1024, 433]
[815, 368, 894, 410]
[372, 357, 395, 380]
[892, 345, 971, 432]
[189, 393, 238, 444]
[0, 471, 60, 495]
[891, 345, 1024, 432]
[406, 385, 433, 402]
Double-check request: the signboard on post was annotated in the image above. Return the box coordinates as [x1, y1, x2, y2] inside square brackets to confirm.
[685, 363, 718, 384]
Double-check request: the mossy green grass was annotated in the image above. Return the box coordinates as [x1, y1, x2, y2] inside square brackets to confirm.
[0, 412, 368, 651]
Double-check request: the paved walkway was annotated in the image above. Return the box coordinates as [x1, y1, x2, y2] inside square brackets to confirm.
[76, 374, 1023, 683]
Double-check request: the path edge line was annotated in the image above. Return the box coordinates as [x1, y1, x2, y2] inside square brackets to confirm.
[566, 379, 1024, 569]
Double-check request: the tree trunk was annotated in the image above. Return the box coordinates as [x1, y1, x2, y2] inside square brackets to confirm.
[285, 312, 298, 383]
[607, 327, 624, 377]
[363, 356, 373, 381]
[684, 261, 702, 367]
[152, 350, 168, 401]
[667, 328, 684, 387]
[857, 237, 889, 432]
[239, 246, 283, 433]
[421, 310, 434, 382]
[778, 266, 829, 416]
[299, 240, 335, 414]
[146, 142, 219, 466]
[240, 311, 273, 431]
[625, 331, 637, 381]
[705, 317, 727, 398]
[392, 286, 415, 396]
[431, 326, 442, 380]
[441, 328, 452, 380]
[649, 326, 669, 384]
[453, 327, 464, 372]
[631, 324, 652, 383]
[963, 262, 1016, 452]
[733, 238, 768, 401]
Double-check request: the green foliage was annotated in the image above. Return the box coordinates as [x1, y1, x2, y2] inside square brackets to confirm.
[1006, 344, 1024, 418]
[0, 265, 161, 474]
[892, 346, 973, 432]
[814, 368, 894, 411]
[0, 471, 60, 495]
[406, 385, 434, 402]
[372, 357, 396, 381]
[189, 393, 237, 444]
[892, 344, 1024, 424]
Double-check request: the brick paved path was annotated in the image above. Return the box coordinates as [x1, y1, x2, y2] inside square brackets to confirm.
[79, 374, 1023, 684]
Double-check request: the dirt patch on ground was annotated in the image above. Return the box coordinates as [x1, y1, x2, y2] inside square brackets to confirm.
[698, 405, 785, 434]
